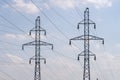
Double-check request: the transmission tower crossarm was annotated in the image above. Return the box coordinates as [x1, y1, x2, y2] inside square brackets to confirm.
[69, 35, 104, 42]
[77, 50, 96, 60]
[89, 20, 96, 25]
[89, 35, 104, 44]
[29, 27, 46, 35]
[40, 57, 46, 64]
[22, 41, 35, 50]
[69, 35, 84, 45]
[29, 56, 46, 64]
[77, 20, 84, 29]
[77, 20, 96, 30]
[29, 56, 35, 64]
[22, 41, 53, 50]
[78, 20, 84, 24]
[41, 41, 53, 46]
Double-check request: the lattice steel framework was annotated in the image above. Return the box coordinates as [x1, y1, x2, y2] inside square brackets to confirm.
[69, 8, 104, 80]
[22, 16, 53, 80]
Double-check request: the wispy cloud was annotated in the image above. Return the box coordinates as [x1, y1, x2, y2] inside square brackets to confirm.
[11, 0, 40, 14]
[6, 54, 24, 63]
[0, 33, 47, 42]
[85, 0, 112, 8]
[0, 33, 27, 41]
[47, 0, 112, 9]
[4, 0, 112, 13]
[48, 0, 78, 9]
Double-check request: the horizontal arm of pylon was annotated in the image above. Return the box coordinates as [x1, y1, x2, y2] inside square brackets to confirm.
[69, 35, 104, 44]
[69, 35, 84, 45]
[70, 35, 84, 40]
[77, 23, 96, 30]
[77, 20, 84, 29]
[89, 51, 96, 61]
[40, 41, 53, 50]
[89, 35, 104, 44]
[29, 56, 46, 64]
[89, 19, 96, 29]
[77, 51, 84, 60]
[77, 19, 96, 29]
[22, 41, 53, 50]
[78, 19, 96, 25]
[29, 56, 35, 64]
[29, 27, 46, 35]
[22, 41, 35, 50]
[40, 58, 46, 64]
[77, 50, 96, 61]
[89, 19, 95, 23]
[78, 20, 84, 24]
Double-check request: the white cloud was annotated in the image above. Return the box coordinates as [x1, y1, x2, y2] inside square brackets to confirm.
[48, 0, 79, 9]
[44, 3, 50, 9]
[48, 0, 112, 9]
[86, 0, 112, 8]
[0, 33, 47, 43]
[11, 0, 40, 14]
[30, 33, 46, 40]
[0, 50, 120, 80]
[3, 33, 27, 40]
[5, 33, 16, 39]
[6, 54, 24, 63]
[115, 43, 120, 48]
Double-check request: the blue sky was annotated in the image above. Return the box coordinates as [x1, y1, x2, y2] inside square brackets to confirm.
[0, 0, 120, 80]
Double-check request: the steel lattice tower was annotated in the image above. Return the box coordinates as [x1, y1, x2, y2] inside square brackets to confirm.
[22, 16, 53, 80]
[69, 8, 104, 80]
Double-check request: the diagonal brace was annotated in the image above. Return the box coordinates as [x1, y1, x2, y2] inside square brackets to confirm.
[89, 35, 104, 44]
[69, 35, 84, 45]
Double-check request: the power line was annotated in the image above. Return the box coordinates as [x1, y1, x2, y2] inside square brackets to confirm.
[95, 62, 106, 80]
[31, 0, 82, 57]
[74, 7, 83, 19]
[49, 7, 76, 27]
[0, 29, 15, 34]
[31, 0, 69, 39]
[0, 15, 27, 34]
[0, 1, 108, 80]
[0, 2, 78, 79]
[0, 69, 16, 80]
[0, 23, 18, 31]
[42, 44, 83, 79]
[0, 7, 79, 66]
[2, 0, 34, 25]
[48, 50, 83, 80]
[70, 0, 83, 19]
[30, 1, 85, 76]
[0, 14, 35, 40]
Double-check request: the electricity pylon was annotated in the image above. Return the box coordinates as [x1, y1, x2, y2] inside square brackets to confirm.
[69, 8, 104, 80]
[22, 16, 53, 80]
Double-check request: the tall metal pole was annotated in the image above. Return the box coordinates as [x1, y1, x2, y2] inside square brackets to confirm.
[22, 16, 53, 80]
[69, 8, 104, 80]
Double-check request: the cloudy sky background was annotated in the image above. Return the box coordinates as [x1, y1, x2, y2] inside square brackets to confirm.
[0, 0, 120, 80]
